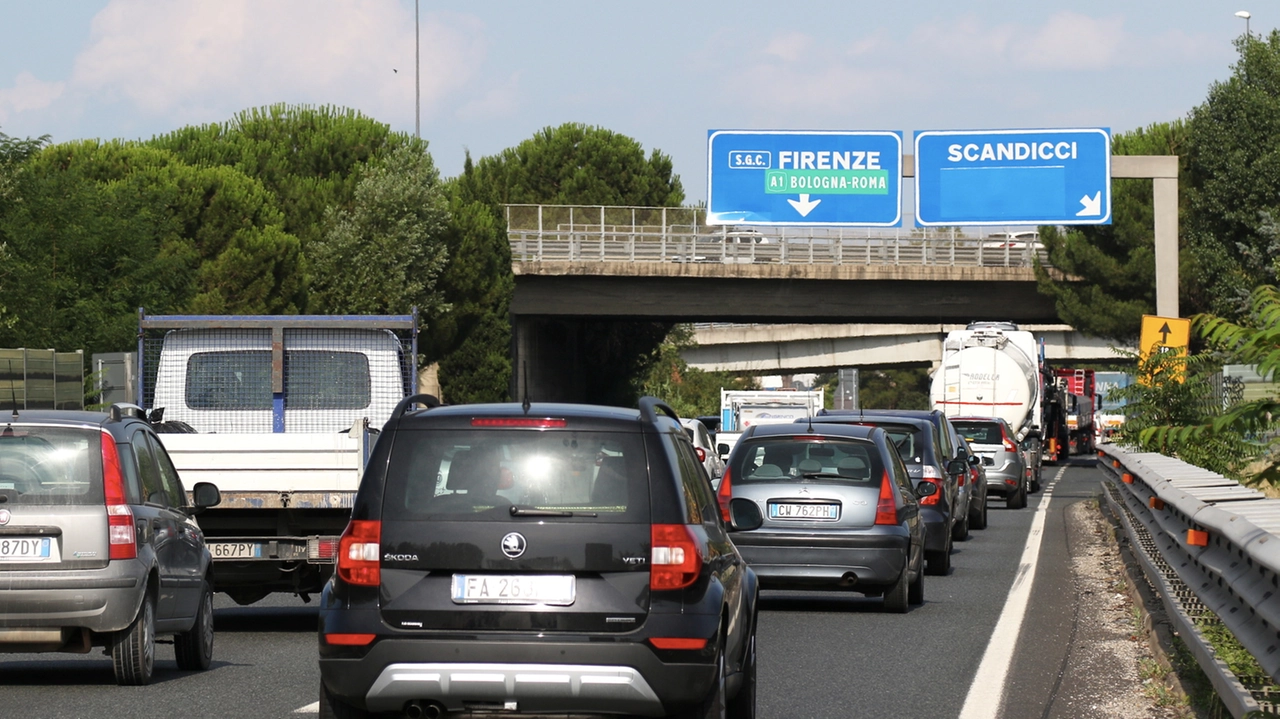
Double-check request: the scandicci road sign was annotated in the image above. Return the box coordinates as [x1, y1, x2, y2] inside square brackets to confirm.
[707, 130, 903, 226]
[914, 128, 1111, 227]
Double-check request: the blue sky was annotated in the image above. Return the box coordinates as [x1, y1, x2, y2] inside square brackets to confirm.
[0, 1, 1254, 205]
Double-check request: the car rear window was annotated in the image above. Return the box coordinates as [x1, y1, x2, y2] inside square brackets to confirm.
[730, 437, 884, 483]
[381, 429, 649, 522]
[953, 422, 1002, 445]
[816, 422, 926, 464]
[0, 426, 103, 505]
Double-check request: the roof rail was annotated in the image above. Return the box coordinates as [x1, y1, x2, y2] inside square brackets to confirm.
[638, 396, 680, 426]
[108, 403, 147, 423]
[393, 393, 442, 419]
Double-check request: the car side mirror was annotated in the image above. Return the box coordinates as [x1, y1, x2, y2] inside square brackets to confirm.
[982, 456, 995, 466]
[191, 482, 221, 513]
[967, 454, 981, 467]
[947, 459, 968, 475]
[728, 498, 763, 532]
[717, 443, 730, 456]
[915, 482, 937, 498]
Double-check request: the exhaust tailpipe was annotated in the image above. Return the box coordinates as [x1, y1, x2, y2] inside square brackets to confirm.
[839, 572, 858, 587]
[404, 701, 424, 719]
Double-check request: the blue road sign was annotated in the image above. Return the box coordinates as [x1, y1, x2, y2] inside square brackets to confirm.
[707, 130, 902, 226]
[914, 128, 1111, 227]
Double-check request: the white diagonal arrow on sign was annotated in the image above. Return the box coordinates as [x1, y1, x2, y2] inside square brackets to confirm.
[787, 194, 821, 217]
[1075, 191, 1101, 217]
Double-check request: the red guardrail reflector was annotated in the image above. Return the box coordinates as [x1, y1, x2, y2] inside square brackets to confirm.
[1187, 529, 1209, 547]
[1122, 473, 1134, 484]
[1149, 497, 1165, 510]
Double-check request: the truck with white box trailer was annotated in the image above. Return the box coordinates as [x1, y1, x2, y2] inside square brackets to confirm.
[136, 311, 417, 604]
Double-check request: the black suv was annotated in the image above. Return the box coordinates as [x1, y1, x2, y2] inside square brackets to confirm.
[318, 396, 761, 719]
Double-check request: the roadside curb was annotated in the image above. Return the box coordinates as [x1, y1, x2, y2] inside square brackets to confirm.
[1098, 492, 1195, 711]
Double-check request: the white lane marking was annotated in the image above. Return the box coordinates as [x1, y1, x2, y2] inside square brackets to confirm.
[294, 702, 319, 714]
[958, 466, 1067, 719]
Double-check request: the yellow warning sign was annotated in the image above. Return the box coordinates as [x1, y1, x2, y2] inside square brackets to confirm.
[1139, 315, 1190, 358]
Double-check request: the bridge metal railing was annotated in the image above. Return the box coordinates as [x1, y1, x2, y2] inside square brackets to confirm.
[505, 204, 1052, 268]
[1098, 443, 1280, 715]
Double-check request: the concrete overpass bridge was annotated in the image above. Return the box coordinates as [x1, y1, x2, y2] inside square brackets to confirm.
[505, 204, 1070, 400]
[681, 323, 1132, 374]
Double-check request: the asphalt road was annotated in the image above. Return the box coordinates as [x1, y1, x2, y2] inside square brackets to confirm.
[0, 459, 1109, 719]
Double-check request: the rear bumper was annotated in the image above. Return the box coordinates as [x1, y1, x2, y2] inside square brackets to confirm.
[0, 563, 145, 637]
[732, 531, 908, 589]
[318, 636, 716, 716]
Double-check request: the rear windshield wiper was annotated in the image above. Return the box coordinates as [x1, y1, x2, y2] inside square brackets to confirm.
[509, 505, 597, 518]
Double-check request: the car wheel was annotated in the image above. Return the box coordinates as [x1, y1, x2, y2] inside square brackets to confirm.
[883, 565, 909, 613]
[908, 561, 925, 605]
[674, 640, 727, 719]
[951, 513, 970, 542]
[971, 496, 988, 530]
[175, 579, 214, 670]
[926, 535, 951, 576]
[112, 592, 155, 686]
[1008, 482, 1027, 509]
[726, 634, 756, 719]
[320, 681, 370, 719]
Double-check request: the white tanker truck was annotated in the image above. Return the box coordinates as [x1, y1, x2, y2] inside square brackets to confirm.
[929, 322, 1081, 464]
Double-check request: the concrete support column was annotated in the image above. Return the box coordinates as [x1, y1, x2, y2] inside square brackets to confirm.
[1112, 155, 1180, 317]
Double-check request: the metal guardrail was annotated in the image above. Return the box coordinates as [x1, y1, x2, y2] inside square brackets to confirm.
[1098, 443, 1280, 716]
[505, 204, 1051, 268]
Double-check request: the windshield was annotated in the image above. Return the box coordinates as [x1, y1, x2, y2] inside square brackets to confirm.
[0, 426, 102, 505]
[814, 422, 926, 464]
[730, 437, 884, 484]
[382, 429, 649, 522]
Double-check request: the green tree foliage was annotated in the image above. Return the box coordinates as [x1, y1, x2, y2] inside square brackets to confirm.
[445, 124, 686, 405]
[0, 127, 50, 332]
[308, 145, 450, 316]
[639, 325, 754, 417]
[150, 104, 413, 248]
[460, 123, 683, 207]
[0, 140, 302, 357]
[1184, 32, 1280, 318]
[858, 368, 932, 410]
[1112, 348, 1259, 481]
[1034, 121, 1186, 342]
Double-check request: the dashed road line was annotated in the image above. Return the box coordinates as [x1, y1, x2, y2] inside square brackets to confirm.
[293, 701, 318, 714]
[957, 465, 1067, 719]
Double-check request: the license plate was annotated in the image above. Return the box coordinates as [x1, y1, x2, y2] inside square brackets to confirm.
[451, 574, 576, 606]
[0, 537, 53, 562]
[769, 503, 840, 520]
[209, 542, 263, 559]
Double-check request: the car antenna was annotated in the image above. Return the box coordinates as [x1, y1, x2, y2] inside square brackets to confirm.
[521, 361, 532, 414]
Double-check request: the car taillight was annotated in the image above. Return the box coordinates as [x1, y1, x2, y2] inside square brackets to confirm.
[101, 432, 136, 561]
[921, 464, 942, 480]
[874, 472, 898, 525]
[919, 478, 943, 506]
[650, 524, 701, 590]
[1000, 426, 1017, 452]
[716, 467, 733, 522]
[694, 446, 706, 463]
[337, 520, 381, 586]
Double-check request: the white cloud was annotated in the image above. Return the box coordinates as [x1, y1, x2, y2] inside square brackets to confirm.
[65, 0, 485, 126]
[0, 72, 65, 123]
[456, 71, 522, 121]
[764, 32, 811, 63]
[1015, 12, 1125, 71]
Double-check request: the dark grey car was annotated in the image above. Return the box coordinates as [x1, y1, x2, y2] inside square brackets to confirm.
[0, 405, 221, 684]
[718, 423, 931, 612]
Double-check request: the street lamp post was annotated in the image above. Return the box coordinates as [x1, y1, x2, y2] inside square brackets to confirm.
[1236, 10, 1252, 37]
[415, 0, 420, 139]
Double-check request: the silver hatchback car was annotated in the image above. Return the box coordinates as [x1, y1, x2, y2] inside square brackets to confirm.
[0, 406, 221, 684]
[717, 422, 932, 612]
[950, 417, 1029, 509]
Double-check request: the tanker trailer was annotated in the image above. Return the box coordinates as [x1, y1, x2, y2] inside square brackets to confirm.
[931, 322, 1043, 441]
